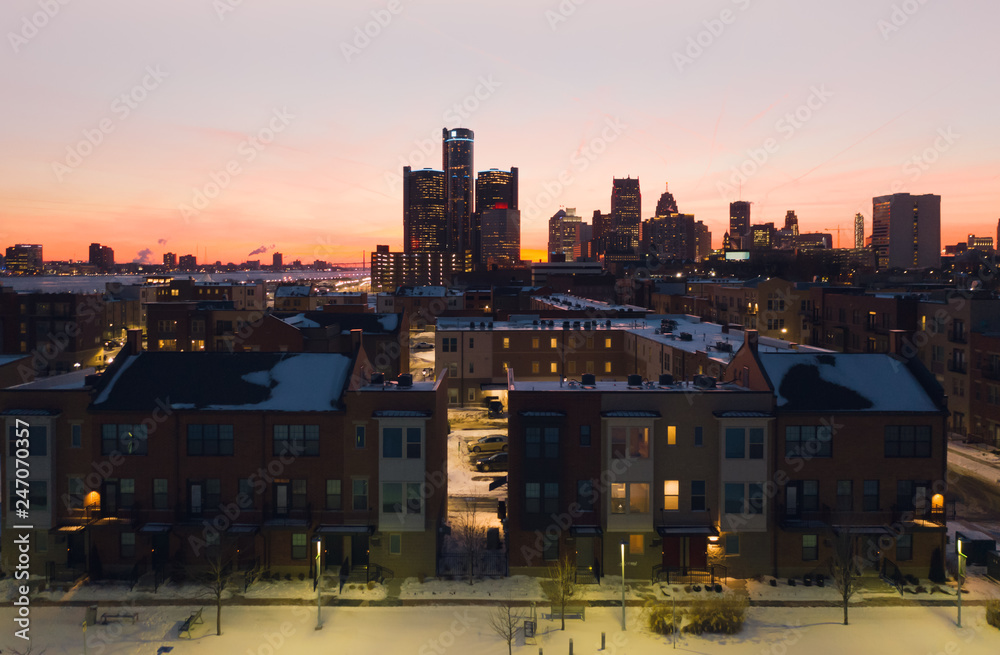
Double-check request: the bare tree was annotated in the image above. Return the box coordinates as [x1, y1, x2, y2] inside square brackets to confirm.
[452, 497, 488, 585]
[200, 544, 234, 635]
[543, 555, 577, 630]
[828, 530, 865, 625]
[487, 596, 526, 655]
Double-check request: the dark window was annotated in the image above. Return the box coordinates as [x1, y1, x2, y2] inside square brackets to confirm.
[292, 479, 307, 509]
[748, 428, 764, 459]
[355, 425, 366, 448]
[802, 480, 819, 511]
[205, 479, 221, 509]
[694, 426, 703, 447]
[121, 532, 136, 559]
[577, 480, 594, 512]
[9, 481, 47, 511]
[406, 428, 422, 458]
[120, 478, 135, 508]
[526, 427, 541, 458]
[802, 534, 818, 561]
[544, 427, 559, 458]
[725, 534, 740, 555]
[896, 480, 915, 511]
[884, 425, 931, 458]
[291, 533, 307, 560]
[326, 480, 342, 510]
[725, 428, 745, 458]
[238, 479, 255, 508]
[543, 483, 559, 514]
[187, 424, 234, 456]
[352, 479, 368, 511]
[525, 482, 540, 513]
[579, 425, 591, 446]
[8, 425, 47, 457]
[273, 425, 319, 456]
[785, 425, 832, 458]
[748, 483, 764, 514]
[691, 480, 706, 511]
[896, 534, 913, 561]
[383, 482, 402, 513]
[100, 424, 147, 455]
[71, 424, 82, 448]
[837, 480, 853, 512]
[863, 480, 879, 511]
[724, 483, 744, 514]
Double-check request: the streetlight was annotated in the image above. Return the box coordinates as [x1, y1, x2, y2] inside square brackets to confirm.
[313, 535, 323, 630]
[956, 537, 966, 628]
[620, 540, 626, 631]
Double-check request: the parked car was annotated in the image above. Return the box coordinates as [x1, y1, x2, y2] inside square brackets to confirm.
[467, 435, 508, 454]
[475, 452, 508, 472]
[414, 341, 434, 350]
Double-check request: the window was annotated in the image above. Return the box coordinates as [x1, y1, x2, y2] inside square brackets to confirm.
[10, 481, 46, 512]
[694, 426, 703, 447]
[896, 534, 913, 561]
[121, 532, 136, 559]
[352, 479, 368, 511]
[326, 480, 341, 510]
[837, 480, 852, 512]
[120, 479, 135, 508]
[187, 424, 234, 456]
[100, 424, 147, 455]
[785, 425, 832, 458]
[382, 427, 422, 459]
[691, 481, 706, 511]
[604, 338, 612, 349]
[567, 361, 576, 375]
[663, 480, 679, 511]
[725, 428, 745, 458]
[724, 483, 745, 514]
[531, 361, 540, 374]
[389, 533, 402, 556]
[502, 337, 510, 349]
[610, 482, 648, 514]
[355, 425, 366, 448]
[863, 480, 879, 511]
[525, 482, 540, 513]
[748, 428, 763, 459]
[291, 479, 307, 509]
[802, 480, 819, 511]
[532, 338, 539, 349]
[449, 363, 458, 378]
[550, 338, 558, 349]
[542, 538, 559, 561]
[884, 425, 931, 458]
[71, 424, 82, 448]
[442, 338, 457, 352]
[544, 483, 559, 514]
[747, 483, 764, 514]
[611, 426, 649, 459]
[525, 482, 559, 514]
[468, 337, 474, 349]
[629, 534, 644, 555]
[725, 534, 740, 555]
[579, 425, 591, 447]
[525, 427, 559, 458]
[383, 482, 402, 513]
[604, 361, 612, 373]
[448, 388, 458, 404]
[666, 426, 676, 446]
[291, 533, 307, 560]
[577, 480, 594, 512]
[238, 479, 255, 507]
[802, 534, 818, 561]
[469, 362, 475, 375]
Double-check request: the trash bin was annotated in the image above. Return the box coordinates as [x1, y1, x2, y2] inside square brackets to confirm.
[86, 605, 97, 627]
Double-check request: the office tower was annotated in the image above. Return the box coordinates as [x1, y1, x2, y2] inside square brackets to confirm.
[644, 213, 697, 260]
[88, 243, 114, 271]
[654, 183, 678, 216]
[730, 201, 751, 249]
[4, 244, 43, 274]
[272, 252, 283, 268]
[480, 208, 520, 266]
[592, 210, 611, 241]
[475, 168, 518, 211]
[548, 209, 581, 261]
[855, 213, 865, 250]
[611, 177, 641, 250]
[163, 252, 177, 268]
[178, 254, 197, 270]
[871, 193, 941, 270]
[402, 166, 447, 253]
[750, 223, 775, 250]
[783, 210, 799, 236]
[693, 220, 712, 261]
[442, 127, 475, 258]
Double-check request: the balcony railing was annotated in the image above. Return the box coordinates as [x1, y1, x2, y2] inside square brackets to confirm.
[948, 331, 967, 344]
[947, 360, 967, 374]
[779, 503, 947, 528]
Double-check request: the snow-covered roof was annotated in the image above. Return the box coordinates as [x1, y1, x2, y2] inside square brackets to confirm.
[758, 353, 941, 412]
[92, 352, 352, 412]
[394, 286, 463, 297]
[275, 285, 312, 297]
[281, 313, 321, 329]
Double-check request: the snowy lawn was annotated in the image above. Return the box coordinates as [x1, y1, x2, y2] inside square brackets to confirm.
[4, 604, 1000, 654]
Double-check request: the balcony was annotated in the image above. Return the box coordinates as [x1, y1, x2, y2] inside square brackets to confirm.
[947, 360, 967, 374]
[948, 331, 967, 344]
[981, 365, 1000, 381]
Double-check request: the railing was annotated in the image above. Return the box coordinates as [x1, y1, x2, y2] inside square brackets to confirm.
[947, 360, 967, 374]
[652, 564, 727, 586]
[244, 557, 262, 592]
[779, 502, 948, 528]
[948, 332, 967, 344]
[367, 563, 394, 585]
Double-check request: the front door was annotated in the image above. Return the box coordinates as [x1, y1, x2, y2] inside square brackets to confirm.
[351, 534, 369, 568]
[104, 481, 118, 517]
[151, 533, 170, 568]
[662, 537, 681, 568]
[576, 536, 595, 572]
[688, 535, 708, 568]
[67, 533, 86, 569]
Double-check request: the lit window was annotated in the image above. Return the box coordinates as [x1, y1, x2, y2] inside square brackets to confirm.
[550, 338, 557, 349]
[549, 362, 558, 373]
[666, 425, 676, 446]
[629, 534, 643, 555]
[663, 480, 679, 511]
[503, 337, 510, 349]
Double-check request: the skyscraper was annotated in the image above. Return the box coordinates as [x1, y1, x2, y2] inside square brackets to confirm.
[547, 208, 582, 261]
[163, 252, 177, 268]
[654, 183, 678, 216]
[272, 252, 283, 268]
[855, 213, 865, 250]
[783, 210, 799, 236]
[871, 193, 941, 270]
[729, 201, 751, 249]
[89, 243, 114, 271]
[403, 166, 447, 253]
[475, 168, 518, 211]
[611, 177, 641, 250]
[4, 244, 43, 274]
[443, 127, 474, 258]
[480, 208, 520, 266]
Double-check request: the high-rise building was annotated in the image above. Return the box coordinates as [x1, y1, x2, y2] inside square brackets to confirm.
[163, 252, 177, 268]
[693, 220, 712, 261]
[654, 183, 678, 217]
[729, 201, 751, 250]
[644, 213, 697, 260]
[475, 168, 518, 211]
[370, 245, 467, 292]
[967, 235, 993, 252]
[403, 166, 447, 253]
[443, 128, 474, 259]
[547, 208, 582, 261]
[871, 193, 941, 270]
[783, 210, 799, 236]
[480, 209, 520, 266]
[995, 218, 999, 252]
[611, 177, 641, 250]
[178, 254, 197, 270]
[4, 244, 43, 274]
[88, 243, 114, 271]
[272, 252, 283, 268]
[855, 213, 865, 250]
[750, 223, 775, 250]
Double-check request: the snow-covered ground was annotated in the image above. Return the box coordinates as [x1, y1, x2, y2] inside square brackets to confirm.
[410, 330, 436, 379]
[448, 428, 508, 499]
[4, 604, 1000, 654]
[950, 441, 1000, 487]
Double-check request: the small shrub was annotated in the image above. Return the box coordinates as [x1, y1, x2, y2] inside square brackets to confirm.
[787, 578, 796, 587]
[416, 573, 426, 583]
[986, 599, 1000, 629]
[298, 573, 305, 581]
[682, 595, 749, 635]
[645, 601, 681, 635]
[367, 581, 376, 590]
[915, 585, 927, 594]
[285, 573, 292, 582]
[684, 585, 693, 593]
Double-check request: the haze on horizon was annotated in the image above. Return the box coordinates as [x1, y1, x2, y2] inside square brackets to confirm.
[1, 0, 997, 265]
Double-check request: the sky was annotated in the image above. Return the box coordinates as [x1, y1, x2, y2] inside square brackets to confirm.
[1, 0, 998, 266]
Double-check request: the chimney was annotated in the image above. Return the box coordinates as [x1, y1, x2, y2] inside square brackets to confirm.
[125, 328, 143, 356]
[350, 328, 363, 353]
[745, 329, 759, 354]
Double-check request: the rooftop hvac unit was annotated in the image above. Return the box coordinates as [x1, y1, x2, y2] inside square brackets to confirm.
[627, 374, 643, 387]
[370, 372, 385, 385]
[679, 332, 694, 341]
[397, 373, 413, 388]
[692, 374, 716, 389]
[658, 373, 674, 386]
[715, 341, 733, 352]
[581, 373, 596, 386]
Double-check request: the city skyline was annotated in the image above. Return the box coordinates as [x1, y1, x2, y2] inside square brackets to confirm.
[2, 1, 997, 265]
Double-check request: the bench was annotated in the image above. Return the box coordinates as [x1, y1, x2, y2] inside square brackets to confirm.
[101, 612, 138, 625]
[179, 608, 204, 638]
[543, 605, 585, 621]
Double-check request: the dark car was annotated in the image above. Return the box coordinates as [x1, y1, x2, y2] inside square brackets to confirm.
[474, 452, 508, 472]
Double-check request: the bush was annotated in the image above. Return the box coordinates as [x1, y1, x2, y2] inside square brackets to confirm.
[987, 600, 1000, 630]
[367, 581, 376, 590]
[645, 600, 680, 635]
[683, 595, 749, 635]
[416, 573, 426, 583]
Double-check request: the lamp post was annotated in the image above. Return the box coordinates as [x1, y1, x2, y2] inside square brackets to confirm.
[313, 536, 323, 630]
[957, 538, 966, 628]
[620, 540, 626, 631]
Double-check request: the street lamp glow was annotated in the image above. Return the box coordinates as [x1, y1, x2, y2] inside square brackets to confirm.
[313, 535, 323, 630]
[620, 540, 626, 631]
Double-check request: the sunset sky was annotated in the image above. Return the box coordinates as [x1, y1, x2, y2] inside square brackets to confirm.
[2, 0, 998, 266]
